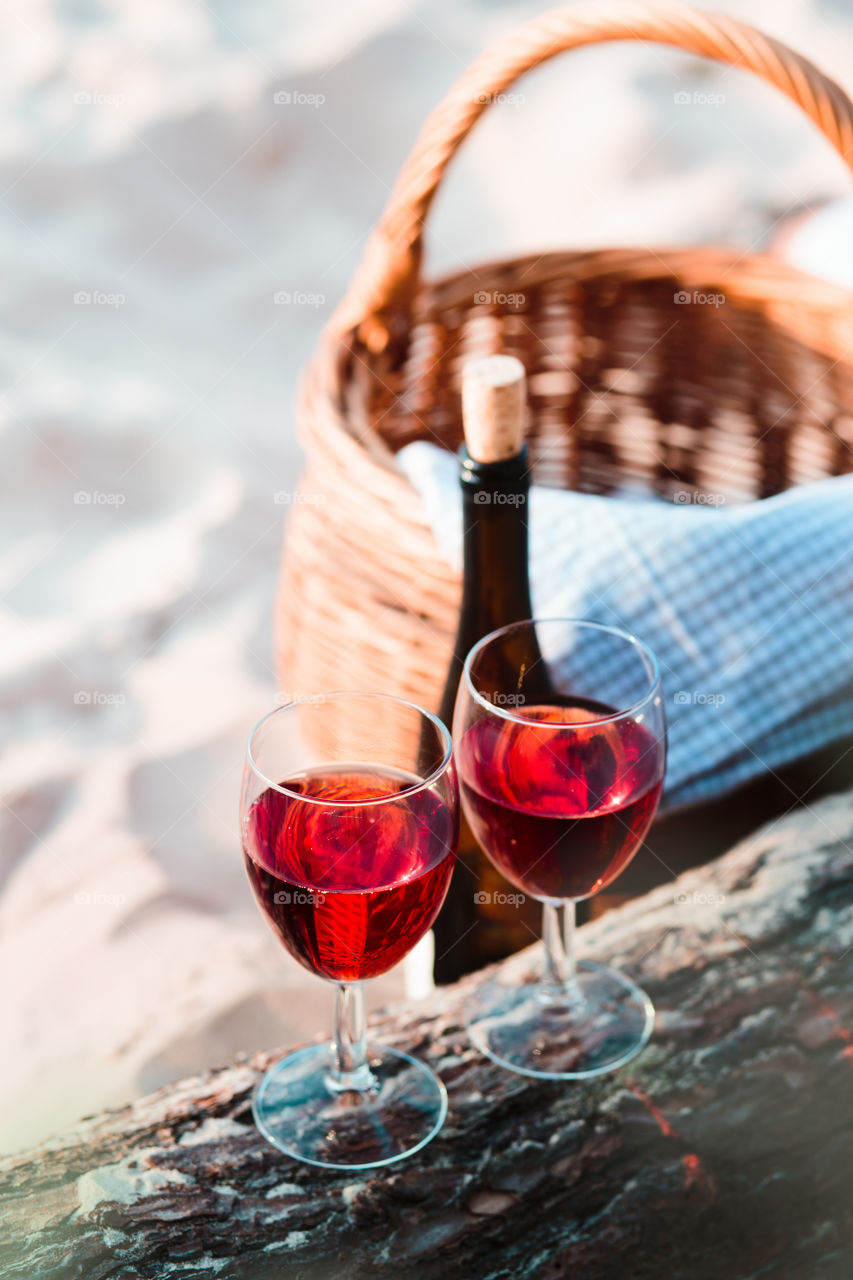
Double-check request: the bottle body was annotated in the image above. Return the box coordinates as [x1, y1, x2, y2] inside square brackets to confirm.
[432, 446, 544, 983]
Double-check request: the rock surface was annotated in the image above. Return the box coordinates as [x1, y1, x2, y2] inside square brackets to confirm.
[3, 789, 853, 1279]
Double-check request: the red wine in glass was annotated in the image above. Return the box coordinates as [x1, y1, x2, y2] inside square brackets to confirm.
[242, 692, 458, 1169]
[454, 619, 665, 1080]
[243, 765, 457, 981]
[457, 699, 663, 902]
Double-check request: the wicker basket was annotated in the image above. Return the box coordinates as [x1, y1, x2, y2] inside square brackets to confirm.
[276, 2, 853, 743]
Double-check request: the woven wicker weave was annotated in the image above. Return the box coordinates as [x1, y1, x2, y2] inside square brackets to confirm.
[276, 2, 853, 744]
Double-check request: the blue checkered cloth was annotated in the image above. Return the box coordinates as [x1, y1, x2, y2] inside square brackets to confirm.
[399, 442, 853, 811]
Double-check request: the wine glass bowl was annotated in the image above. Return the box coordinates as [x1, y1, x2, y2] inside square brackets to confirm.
[455, 619, 666, 1078]
[241, 693, 458, 1167]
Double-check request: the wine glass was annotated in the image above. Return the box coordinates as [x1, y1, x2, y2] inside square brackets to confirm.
[454, 619, 666, 1078]
[241, 692, 458, 1167]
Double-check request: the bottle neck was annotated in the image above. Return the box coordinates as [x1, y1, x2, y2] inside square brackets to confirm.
[438, 445, 533, 728]
[457, 444, 533, 637]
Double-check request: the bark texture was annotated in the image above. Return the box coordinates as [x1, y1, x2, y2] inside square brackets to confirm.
[4, 790, 853, 1280]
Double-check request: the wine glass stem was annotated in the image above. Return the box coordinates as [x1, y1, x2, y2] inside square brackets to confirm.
[328, 981, 375, 1094]
[539, 901, 583, 1007]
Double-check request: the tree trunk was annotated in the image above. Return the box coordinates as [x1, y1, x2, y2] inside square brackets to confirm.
[3, 789, 853, 1280]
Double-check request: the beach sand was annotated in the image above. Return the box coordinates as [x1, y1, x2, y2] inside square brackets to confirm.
[3, 0, 853, 1153]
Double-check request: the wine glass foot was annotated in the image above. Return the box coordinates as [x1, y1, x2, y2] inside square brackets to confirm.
[466, 960, 654, 1079]
[252, 1043, 448, 1168]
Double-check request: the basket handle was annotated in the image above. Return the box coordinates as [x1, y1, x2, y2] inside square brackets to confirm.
[331, 1, 853, 352]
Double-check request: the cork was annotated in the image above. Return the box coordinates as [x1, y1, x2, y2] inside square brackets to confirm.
[461, 355, 527, 463]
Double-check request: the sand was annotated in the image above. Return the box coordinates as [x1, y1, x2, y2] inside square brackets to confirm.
[3, 0, 853, 1154]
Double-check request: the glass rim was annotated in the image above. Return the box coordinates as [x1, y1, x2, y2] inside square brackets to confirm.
[461, 618, 662, 728]
[246, 691, 454, 807]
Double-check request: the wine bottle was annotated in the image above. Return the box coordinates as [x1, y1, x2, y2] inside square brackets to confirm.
[432, 355, 545, 984]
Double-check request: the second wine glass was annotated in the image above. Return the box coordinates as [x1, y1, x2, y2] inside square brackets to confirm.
[454, 619, 666, 1078]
